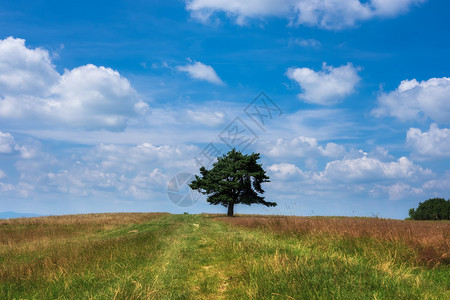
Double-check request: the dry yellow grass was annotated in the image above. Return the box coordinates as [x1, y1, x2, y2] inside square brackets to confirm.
[214, 215, 450, 266]
[0, 213, 169, 283]
[1, 214, 448, 298]
[0, 212, 168, 246]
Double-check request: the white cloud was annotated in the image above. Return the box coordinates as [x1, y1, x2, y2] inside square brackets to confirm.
[6, 140, 199, 200]
[46, 166, 167, 199]
[134, 101, 151, 115]
[0, 37, 148, 131]
[372, 77, 450, 124]
[286, 63, 360, 105]
[422, 171, 450, 195]
[371, 0, 424, 16]
[407, 123, 450, 158]
[261, 136, 346, 159]
[0, 182, 14, 192]
[321, 143, 347, 158]
[177, 61, 224, 85]
[14, 143, 40, 159]
[0, 131, 15, 153]
[0, 131, 41, 158]
[66, 143, 197, 198]
[322, 156, 432, 182]
[386, 182, 423, 200]
[268, 109, 355, 142]
[384, 170, 450, 200]
[294, 38, 321, 48]
[265, 150, 434, 203]
[366, 146, 394, 161]
[186, 0, 425, 29]
[187, 0, 291, 25]
[0, 37, 59, 97]
[186, 109, 225, 126]
[50, 64, 142, 130]
[84, 143, 199, 174]
[267, 163, 306, 180]
[0, 169, 6, 179]
[292, 0, 372, 29]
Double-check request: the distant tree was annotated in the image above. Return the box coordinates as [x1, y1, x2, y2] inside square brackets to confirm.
[189, 148, 276, 217]
[408, 198, 450, 220]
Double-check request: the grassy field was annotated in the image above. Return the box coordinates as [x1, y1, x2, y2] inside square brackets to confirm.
[0, 213, 448, 299]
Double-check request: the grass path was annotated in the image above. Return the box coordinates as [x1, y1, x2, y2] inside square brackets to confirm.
[0, 214, 449, 299]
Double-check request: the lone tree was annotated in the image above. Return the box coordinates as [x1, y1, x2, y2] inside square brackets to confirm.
[189, 148, 276, 216]
[408, 198, 449, 220]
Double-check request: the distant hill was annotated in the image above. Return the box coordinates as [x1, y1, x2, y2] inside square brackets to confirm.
[0, 211, 41, 219]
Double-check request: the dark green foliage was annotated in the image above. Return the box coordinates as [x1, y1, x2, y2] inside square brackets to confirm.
[408, 198, 450, 220]
[189, 149, 276, 216]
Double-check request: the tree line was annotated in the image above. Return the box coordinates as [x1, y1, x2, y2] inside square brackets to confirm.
[408, 198, 449, 220]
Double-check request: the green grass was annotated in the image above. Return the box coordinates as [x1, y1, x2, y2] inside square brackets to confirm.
[0, 213, 449, 299]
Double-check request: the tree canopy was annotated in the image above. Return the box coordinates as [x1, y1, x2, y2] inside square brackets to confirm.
[408, 198, 449, 220]
[189, 148, 276, 216]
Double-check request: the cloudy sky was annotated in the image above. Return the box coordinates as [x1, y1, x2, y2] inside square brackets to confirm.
[0, 0, 449, 219]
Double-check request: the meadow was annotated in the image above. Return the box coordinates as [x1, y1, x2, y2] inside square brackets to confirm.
[0, 213, 448, 299]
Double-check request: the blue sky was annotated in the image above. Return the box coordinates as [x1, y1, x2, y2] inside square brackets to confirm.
[0, 0, 449, 219]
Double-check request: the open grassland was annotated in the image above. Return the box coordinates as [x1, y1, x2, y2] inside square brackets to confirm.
[216, 215, 450, 267]
[0, 213, 449, 299]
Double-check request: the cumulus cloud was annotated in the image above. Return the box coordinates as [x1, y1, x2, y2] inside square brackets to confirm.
[267, 163, 306, 180]
[286, 63, 360, 105]
[386, 182, 423, 200]
[50, 65, 144, 130]
[268, 144, 431, 184]
[0, 131, 15, 153]
[0, 131, 41, 158]
[84, 143, 199, 173]
[0, 37, 59, 97]
[372, 77, 450, 124]
[177, 61, 224, 85]
[0, 37, 149, 131]
[5, 140, 199, 200]
[371, 0, 425, 16]
[265, 149, 434, 203]
[187, 0, 290, 25]
[366, 146, 394, 161]
[186, 109, 225, 126]
[422, 171, 450, 194]
[261, 136, 346, 159]
[322, 156, 432, 182]
[186, 0, 425, 29]
[407, 123, 450, 158]
[14, 144, 38, 159]
[292, 0, 372, 29]
[46, 166, 169, 200]
[49, 143, 198, 198]
[383, 170, 450, 200]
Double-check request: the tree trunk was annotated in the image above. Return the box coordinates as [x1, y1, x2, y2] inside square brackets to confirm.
[227, 202, 234, 217]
